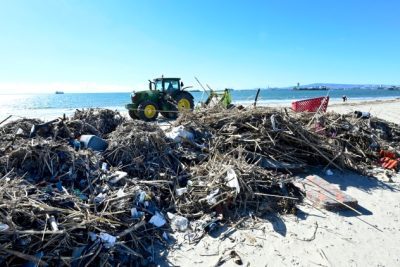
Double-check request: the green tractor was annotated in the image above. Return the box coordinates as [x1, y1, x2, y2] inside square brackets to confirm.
[125, 77, 195, 121]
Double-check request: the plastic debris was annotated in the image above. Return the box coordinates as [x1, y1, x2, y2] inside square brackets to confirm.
[79, 134, 108, 152]
[99, 233, 117, 248]
[326, 169, 334, 176]
[117, 188, 125, 198]
[94, 193, 107, 204]
[225, 168, 240, 193]
[354, 111, 371, 119]
[48, 215, 59, 231]
[109, 170, 128, 183]
[175, 187, 188, 196]
[165, 125, 194, 142]
[205, 189, 220, 205]
[131, 208, 145, 219]
[102, 162, 108, 171]
[167, 212, 189, 232]
[0, 223, 9, 231]
[149, 212, 166, 227]
[16, 128, 24, 135]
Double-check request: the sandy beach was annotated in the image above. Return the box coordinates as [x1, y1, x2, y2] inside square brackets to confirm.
[328, 98, 400, 124]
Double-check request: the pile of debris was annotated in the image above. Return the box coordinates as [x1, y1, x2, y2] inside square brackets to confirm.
[176, 107, 400, 174]
[0, 107, 399, 266]
[72, 108, 125, 137]
[104, 120, 178, 178]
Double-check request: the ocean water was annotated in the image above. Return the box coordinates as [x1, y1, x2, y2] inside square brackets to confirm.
[1, 89, 400, 120]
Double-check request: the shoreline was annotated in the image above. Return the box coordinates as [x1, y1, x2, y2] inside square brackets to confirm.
[1, 98, 400, 124]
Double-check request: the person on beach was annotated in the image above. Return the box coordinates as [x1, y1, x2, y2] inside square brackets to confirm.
[342, 95, 347, 102]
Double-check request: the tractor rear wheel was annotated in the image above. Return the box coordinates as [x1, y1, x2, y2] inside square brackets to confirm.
[138, 100, 159, 121]
[166, 91, 194, 119]
[128, 110, 138, 120]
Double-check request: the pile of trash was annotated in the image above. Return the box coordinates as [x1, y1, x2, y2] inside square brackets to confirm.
[72, 108, 125, 137]
[104, 120, 178, 178]
[176, 107, 400, 174]
[0, 107, 399, 266]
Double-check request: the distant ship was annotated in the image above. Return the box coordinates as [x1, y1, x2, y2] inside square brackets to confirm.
[387, 86, 400, 91]
[293, 86, 329, 91]
[55, 91, 64, 94]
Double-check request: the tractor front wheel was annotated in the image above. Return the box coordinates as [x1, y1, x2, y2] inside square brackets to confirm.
[138, 100, 159, 121]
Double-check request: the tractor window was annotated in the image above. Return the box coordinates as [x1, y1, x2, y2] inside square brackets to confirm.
[155, 80, 163, 90]
[165, 80, 179, 92]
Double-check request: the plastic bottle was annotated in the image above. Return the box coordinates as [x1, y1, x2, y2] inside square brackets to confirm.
[167, 212, 189, 232]
[354, 111, 370, 119]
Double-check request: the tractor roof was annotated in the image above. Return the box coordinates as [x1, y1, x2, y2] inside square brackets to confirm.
[154, 77, 181, 81]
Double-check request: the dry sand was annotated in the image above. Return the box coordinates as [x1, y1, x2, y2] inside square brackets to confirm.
[328, 98, 400, 124]
[162, 98, 400, 267]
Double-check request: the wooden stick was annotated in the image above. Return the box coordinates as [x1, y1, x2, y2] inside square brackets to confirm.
[0, 115, 12, 125]
[254, 192, 298, 200]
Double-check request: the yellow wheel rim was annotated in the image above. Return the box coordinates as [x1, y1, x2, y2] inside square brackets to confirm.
[177, 98, 191, 111]
[144, 104, 157, 118]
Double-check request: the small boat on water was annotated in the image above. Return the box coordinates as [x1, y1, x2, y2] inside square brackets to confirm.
[55, 91, 64, 94]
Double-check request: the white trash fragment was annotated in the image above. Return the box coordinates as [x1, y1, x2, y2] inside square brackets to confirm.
[326, 169, 334, 176]
[149, 212, 166, 227]
[16, 128, 24, 135]
[48, 215, 59, 231]
[94, 193, 106, 204]
[110, 171, 128, 183]
[0, 223, 9, 231]
[225, 168, 240, 193]
[167, 212, 189, 232]
[205, 189, 219, 205]
[270, 114, 280, 131]
[131, 208, 144, 219]
[165, 126, 194, 142]
[117, 188, 125, 198]
[101, 162, 108, 171]
[175, 187, 188, 196]
[99, 233, 117, 248]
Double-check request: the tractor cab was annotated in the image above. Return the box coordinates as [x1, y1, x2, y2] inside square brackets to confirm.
[150, 78, 184, 94]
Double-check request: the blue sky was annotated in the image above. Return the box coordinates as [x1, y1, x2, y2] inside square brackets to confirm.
[0, 0, 399, 93]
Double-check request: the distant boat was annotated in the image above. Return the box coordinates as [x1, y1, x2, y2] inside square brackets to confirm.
[55, 91, 64, 94]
